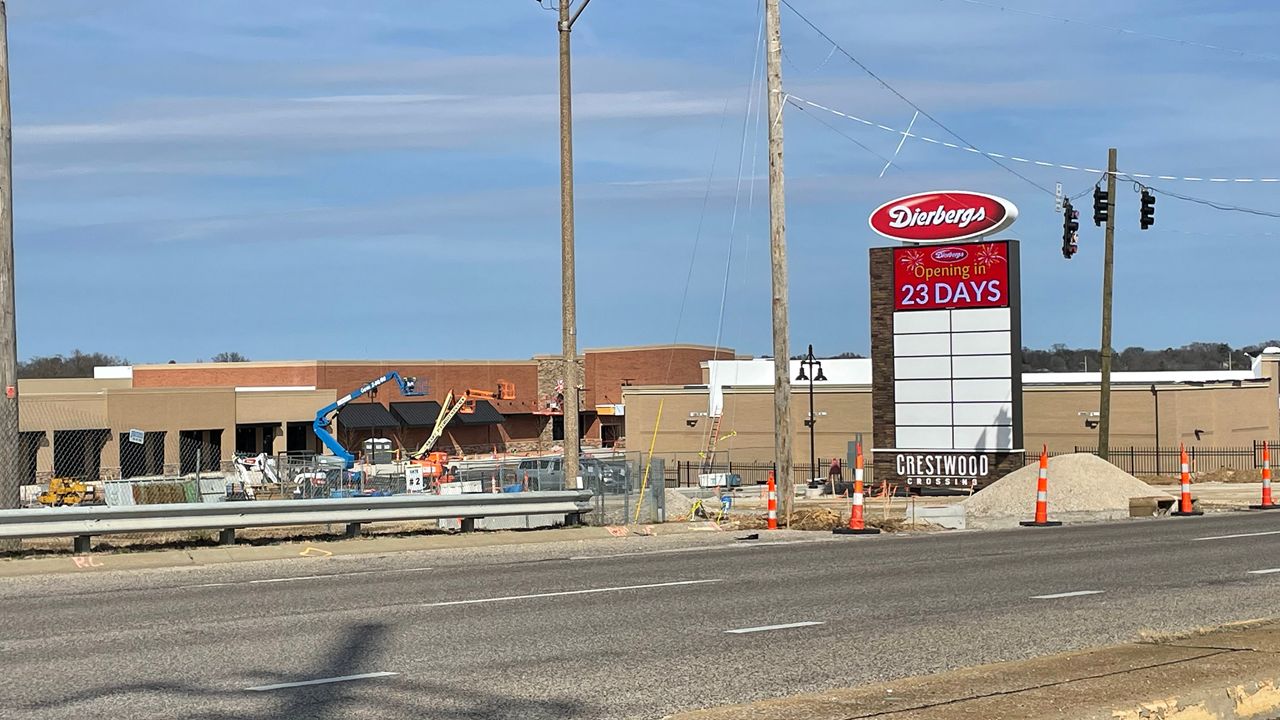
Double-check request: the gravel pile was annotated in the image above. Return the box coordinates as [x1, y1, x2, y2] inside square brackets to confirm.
[963, 453, 1173, 517]
[664, 489, 696, 520]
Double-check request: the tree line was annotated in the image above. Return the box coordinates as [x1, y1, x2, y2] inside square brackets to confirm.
[17, 350, 250, 378]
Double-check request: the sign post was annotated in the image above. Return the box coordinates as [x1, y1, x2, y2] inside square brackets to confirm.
[868, 191, 1025, 493]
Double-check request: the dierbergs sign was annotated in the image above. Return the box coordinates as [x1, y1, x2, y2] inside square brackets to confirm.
[892, 241, 1010, 311]
[869, 191, 1018, 244]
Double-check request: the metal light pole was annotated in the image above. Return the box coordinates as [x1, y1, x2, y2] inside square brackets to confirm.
[796, 345, 826, 489]
[556, 0, 593, 491]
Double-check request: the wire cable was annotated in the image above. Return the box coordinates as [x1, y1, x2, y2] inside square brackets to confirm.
[791, 95, 1280, 184]
[1130, 178, 1280, 219]
[780, 0, 1056, 196]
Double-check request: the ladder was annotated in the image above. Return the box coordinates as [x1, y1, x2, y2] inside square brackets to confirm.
[698, 414, 723, 473]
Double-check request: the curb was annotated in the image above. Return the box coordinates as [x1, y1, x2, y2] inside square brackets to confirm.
[666, 619, 1280, 720]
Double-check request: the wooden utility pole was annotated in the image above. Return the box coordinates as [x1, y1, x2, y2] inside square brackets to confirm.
[558, 0, 592, 490]
[1097, 148, 1117, 461]
[764, 0, 794, 522]
[0, 2, 16, 511]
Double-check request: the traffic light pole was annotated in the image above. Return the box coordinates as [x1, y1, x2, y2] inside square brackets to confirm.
[1097, 148, 1117, 461]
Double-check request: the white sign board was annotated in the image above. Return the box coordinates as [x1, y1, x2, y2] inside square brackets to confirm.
[128, 429, 145, 445]
[405, 465, 424, 493]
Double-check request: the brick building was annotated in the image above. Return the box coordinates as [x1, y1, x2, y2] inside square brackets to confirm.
[16, 344, 733, 484]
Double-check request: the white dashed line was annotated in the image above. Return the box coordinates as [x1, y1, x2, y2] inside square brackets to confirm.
[1248, 568, 1280, 575]
[725, 621, 825, 634]
[246, 672, 398, 691]
[420, 579, 722, 608]
[1031, 590, 1104, 600]
[1194, 530, 1280, 542]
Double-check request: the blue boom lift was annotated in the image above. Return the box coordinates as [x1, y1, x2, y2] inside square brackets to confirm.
[313, 371, 425, 468]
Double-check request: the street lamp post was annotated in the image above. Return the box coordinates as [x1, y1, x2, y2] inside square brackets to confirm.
[796, 344, 827, 489]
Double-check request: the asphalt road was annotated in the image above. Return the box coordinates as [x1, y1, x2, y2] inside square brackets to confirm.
[6, 513, 1280, 719]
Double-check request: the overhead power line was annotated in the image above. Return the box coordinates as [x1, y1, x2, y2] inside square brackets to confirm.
[942, 0, 1280, 64]
[789, 95, 1280, 185]
[1132, 179, 1280, 219]
[779, 0, 1055, 197]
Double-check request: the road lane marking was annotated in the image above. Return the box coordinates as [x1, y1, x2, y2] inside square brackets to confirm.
[246, 672, 398, 691]
[179, 567, 433, 589]
[1030, 590, 1105, 599]
[1248, 568, 1280, 575]
[420, 579, 722, 607]
[725, 621, 824, 634]
[1194, 530, 1280, 542]
[569, 538, 842, 561]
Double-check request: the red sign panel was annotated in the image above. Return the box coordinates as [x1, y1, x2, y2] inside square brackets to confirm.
[869, 191, 1017, 244]
[893, 241, 1010, 311]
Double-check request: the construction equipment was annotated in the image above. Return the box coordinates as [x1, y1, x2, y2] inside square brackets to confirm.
[404, 391, 469, 483]
[37, 477, 96, 507]
[313, 371, 424, 469]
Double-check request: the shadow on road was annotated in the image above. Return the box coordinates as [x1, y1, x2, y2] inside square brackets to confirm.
[22, 621, 596, 719]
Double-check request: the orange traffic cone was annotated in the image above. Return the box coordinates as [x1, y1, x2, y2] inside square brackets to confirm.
[766, 472, 778, 530]
[1171, 443, 1203, 517]
[1251, 441, 1278, 510]
[1021, 445, 1062, 527]
[835, 443, 880, 535]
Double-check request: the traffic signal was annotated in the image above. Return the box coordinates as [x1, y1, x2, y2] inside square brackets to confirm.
[1062, 200, 1079, 259]
[1140, 189, 1155, 230]
[1092, 185, 1109, 227]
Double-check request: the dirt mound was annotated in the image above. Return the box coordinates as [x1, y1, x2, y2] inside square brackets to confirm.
[790, 507, 844, 530]
[1197, 467, 1264, 484]
[664, 489, 697, 520]
[962, 453, 1172, 517]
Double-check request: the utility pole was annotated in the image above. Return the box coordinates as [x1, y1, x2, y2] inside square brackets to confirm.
[558, 0, 592, 491]
[0, 2, 16, 512]
[1097, 148, 1117, 461]
[764, 0, 794, 523]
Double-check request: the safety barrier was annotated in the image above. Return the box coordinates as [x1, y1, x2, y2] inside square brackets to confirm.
[0, 491, 594, 552]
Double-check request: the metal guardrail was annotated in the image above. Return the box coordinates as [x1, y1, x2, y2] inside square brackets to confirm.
[0, 491, 594, 549]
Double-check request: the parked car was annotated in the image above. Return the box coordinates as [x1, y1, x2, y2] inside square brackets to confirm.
[515, 455, 627, 492]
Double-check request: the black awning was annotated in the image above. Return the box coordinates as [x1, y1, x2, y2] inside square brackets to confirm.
[454, 400, 505, 425]
[338, 402, 400, 429]
[391, 401, 443, 428]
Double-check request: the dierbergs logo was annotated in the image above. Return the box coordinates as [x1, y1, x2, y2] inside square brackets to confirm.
[931, 248, 968, 263]
[869, 191, 1018, 244]
[890, 205, 985, 230]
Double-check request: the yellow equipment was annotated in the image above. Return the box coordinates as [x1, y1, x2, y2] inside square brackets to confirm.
[37, 477, 96, 507]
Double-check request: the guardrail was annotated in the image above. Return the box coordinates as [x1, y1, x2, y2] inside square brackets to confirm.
[0, 491, 595, 553]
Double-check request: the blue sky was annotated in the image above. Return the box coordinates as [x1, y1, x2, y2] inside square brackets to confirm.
[9, 1, 1280, 363]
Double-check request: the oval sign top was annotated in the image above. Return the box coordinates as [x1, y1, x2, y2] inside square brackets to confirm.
[869, 190, 1018, 244]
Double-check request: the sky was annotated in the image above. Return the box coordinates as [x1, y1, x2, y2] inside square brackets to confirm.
[8, 0, 1280, 364]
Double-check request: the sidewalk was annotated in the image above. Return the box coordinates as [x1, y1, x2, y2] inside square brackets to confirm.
[666, 620, 1280, 720]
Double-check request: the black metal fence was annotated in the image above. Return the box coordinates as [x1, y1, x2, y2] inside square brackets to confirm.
[663, 442, 1275, 488]
[1070, 444, 1267, 476]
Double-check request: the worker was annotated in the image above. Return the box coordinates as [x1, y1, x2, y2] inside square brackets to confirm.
[829, 458, 843, 493]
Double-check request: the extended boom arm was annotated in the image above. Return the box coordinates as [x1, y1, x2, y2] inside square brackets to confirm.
[313, 371, 424, 468]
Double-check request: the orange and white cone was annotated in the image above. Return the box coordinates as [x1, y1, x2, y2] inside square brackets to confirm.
[766, 471, 778, 530]
[835, 443, 880, 535]
[1020, 445, 1062, 527]
[1172, 443, 1203, 517]
[1251, 441, 1278, 510]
